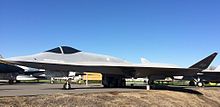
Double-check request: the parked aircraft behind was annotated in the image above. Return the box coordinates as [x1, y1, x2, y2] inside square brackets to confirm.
[0, 63, 24, 84]
[188, 65, 220, 87]
[19, 65, 85, 80]
[0, 46, 217, 90]
[0, 64, 84, 84]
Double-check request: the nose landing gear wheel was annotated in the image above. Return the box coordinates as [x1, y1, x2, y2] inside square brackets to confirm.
[63, 83, 71, 90]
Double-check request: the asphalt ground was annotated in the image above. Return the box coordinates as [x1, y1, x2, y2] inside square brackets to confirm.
[0, 82, 219, 97]
[0, 83, 144, 97]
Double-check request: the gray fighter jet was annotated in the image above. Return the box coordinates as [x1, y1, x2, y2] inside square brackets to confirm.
[0, 46, 217, 89]
[0, 63, 24, 84]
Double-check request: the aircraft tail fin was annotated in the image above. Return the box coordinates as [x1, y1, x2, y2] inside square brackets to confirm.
[140, 58, 150, 64]
[0, 55, 3, 59]
[189, 52, 218, 70]
[214, 65, 220, 71]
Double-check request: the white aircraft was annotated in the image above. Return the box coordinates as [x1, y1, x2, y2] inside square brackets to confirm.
[0, 46, 217, 90]
[16, 75, 38, 81]
[187, 65, 220, 87]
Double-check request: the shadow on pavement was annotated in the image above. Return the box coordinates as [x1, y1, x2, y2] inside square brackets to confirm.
[43, 86, 105, 90]
[127, 85, 203, 95]
[3, 82, 203, 95]
[43, 84, 202, 95]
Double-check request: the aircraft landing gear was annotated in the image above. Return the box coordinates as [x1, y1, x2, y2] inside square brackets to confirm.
[63, 79, 71, 90]
[8, 73, 16, 85]
[144, 76, 150, 90]
[195, 77, 204, 87]
[189, 80, 196, 86]
[197, 82, 204, 87]
[8, 79, 14, 85]
[189, 80, 204, 87]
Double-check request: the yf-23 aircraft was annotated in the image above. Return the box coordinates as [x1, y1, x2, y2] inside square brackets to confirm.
[0, 46, 217, 90]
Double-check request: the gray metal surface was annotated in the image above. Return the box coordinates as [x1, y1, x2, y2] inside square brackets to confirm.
[1, 46, 217, 78]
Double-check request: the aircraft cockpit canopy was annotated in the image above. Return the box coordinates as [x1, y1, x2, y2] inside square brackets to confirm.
[45, 46, 81, 54]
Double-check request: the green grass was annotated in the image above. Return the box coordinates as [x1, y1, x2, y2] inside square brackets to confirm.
[20, 80, 50, 83]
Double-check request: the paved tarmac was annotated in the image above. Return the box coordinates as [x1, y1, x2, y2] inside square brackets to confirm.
[0, 83, 144, 97]
[0, 83, 219, 97]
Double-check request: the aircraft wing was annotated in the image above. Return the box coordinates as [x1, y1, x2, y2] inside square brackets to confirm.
[0, 60, 24, 73]
[0, 52, 217, 78]
[1, 60, 200, 78]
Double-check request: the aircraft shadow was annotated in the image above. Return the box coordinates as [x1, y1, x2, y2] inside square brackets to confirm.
[43, 86, 104, 90]
[0, 89, 19, 91]
[43, 85, 203, 95]
[127, 85, 203, 95]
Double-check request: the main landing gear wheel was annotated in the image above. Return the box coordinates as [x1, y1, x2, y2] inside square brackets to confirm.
[63, 82, 71, 90]
[8, 80, 14, 85]
[197, 82, 204, 87]
[189, 81, 196, 86]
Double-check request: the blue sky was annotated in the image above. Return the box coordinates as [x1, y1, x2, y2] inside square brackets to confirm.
[0, 0, 220, 67]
